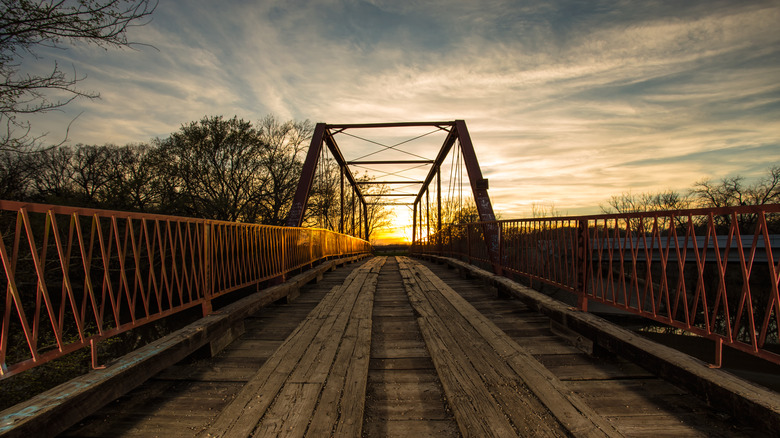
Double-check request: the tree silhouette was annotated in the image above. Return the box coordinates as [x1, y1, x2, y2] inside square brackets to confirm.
[0, 0, 156, 150]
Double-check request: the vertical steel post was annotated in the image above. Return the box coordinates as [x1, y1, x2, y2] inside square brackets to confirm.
[454, 120, 500, 273]
[339, 166, 345, 234]
[419, 202, 423, 249]
[425, 187, 430, 248]
[577, 219, 589, 312]
[412, 200, 417, 247]
[496, 223, 503, 275]
[201, 221, 213, 316]
[467, 224, 472, 264]
[437, 168, 442, 253]
[363, 201, 369, 242]
[437, 168, 442, 233]
[286, 123, 327, 227]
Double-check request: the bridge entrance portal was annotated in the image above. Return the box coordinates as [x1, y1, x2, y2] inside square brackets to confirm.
[284, 120, 500, 269]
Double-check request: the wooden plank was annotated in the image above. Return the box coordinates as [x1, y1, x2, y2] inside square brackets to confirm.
[334, 317, 373, 437]
[367, 368, 440, 384]
[204, 258, 382, 437]
[367, 378, 447, 401]
[304, 311, 361, 437]
[372, 306, 416, 317]
[425, 255, 780, 435]
[66, 381, 242, 437]
[416, 285, 564, 436]
[503, 327, 554, 337]
[534, 354, 654, 380]
[399, 257, 622, 438]
[56, 255, 372, 438]
[365, 399, 452, 420]
[373, 318, 420, 334]
[287, 276, 364, 384]
[565, 379, 687, 397]
[362, 256, 459, 436]
[403, 258, 622, 438]
[550, 320, 595, 355]
[511, 336, 584, 356]
[370, 339, 428, 358]
[362, 419, 460, 437]
[306, 262, 379, 437]
[399, 268, 519, 436]
[417, 318, 518, 438]
[70, 413, 214, 438]
[208, 320, 246, 357]
[405, 267, 568, 437]
[155, 364, 258, 382]
[369, 357, 434, 370]
[603, 415, 711, 437]
[252, 382, 322, 437]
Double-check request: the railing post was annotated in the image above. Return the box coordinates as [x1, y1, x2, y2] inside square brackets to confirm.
[278, 228, 287, 283]
[201, 221, 213, 316]
[576, 219, 589, 312]
[412, 200, 417, 249]
[448, 226, 452, 256]
[467, 224, 472, 264]
[496, 223, 503, 275]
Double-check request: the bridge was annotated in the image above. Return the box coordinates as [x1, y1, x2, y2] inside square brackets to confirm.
[0, 121, 779, 437]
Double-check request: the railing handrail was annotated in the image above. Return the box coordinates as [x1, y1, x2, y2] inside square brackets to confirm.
[474, 204, 780, 224]
[0, 200, 345, 232]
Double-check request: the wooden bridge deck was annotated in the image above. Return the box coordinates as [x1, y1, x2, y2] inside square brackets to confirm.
[61, 256, 765, 437]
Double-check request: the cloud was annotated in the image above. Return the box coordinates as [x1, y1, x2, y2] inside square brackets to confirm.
[17, 0, 780, 220]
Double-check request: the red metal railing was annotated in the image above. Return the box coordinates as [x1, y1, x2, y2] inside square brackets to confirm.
[413, 204, 780, 366]
[0, 200, 371, 379]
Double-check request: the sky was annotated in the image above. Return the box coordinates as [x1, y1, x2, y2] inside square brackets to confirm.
[20, 0, 780, 242]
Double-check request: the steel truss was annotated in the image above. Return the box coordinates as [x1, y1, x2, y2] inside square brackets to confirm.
[285, 120, 501, 270]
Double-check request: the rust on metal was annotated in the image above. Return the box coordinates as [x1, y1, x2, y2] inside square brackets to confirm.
[412, 203, 780, 366]
[0, 200, 370, 379]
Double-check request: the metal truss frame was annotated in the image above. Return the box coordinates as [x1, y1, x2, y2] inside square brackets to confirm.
[285, 120, 500, 268]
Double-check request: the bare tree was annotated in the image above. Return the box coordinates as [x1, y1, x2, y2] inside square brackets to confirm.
[692, 166, 780, 208]
[30, 144, 75, 203]
[692, 165, 780, 231]
[304, 157, 340, 230]
[0, 147, 34, 199]
[363, 182, 395, 243]
[303, 166, 396, 241]
[531, 201, 565, 218]
[69, 144, 121, 205]
[600, 189, 691, 214]
[255, 115, 311, 225]
[100, 143, 162, 212]
[158, 116, 267, 222]
[0, 0, 156, 150]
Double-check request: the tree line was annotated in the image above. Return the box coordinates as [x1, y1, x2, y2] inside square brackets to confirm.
[599, 166, 780, 214]
[0, 115, 315, 225]
[598, 166, 780, 232]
